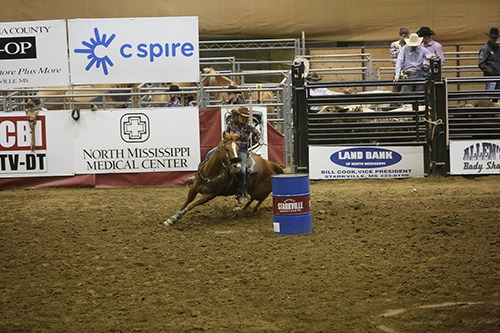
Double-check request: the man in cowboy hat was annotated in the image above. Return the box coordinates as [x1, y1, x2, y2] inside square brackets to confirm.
[166, 85, 194, 107]
[306, 72, 335, 112]
[417, 26, 445, 78]
[225, 85, 245, 105]
[394, 33, 435, 92]
[479, 27, 500, 97]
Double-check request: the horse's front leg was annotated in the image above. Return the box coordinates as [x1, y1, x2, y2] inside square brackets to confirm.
[164, 192, 218, 226]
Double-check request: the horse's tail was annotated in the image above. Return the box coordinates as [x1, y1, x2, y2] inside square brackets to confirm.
[268, 161, 285, 175]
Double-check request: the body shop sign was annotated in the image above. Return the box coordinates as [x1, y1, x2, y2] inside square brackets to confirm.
[450, 140, 500, 175]
[309, 146, 424, 179]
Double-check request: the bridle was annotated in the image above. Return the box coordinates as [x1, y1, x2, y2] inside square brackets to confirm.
[197, 138, 241, 187]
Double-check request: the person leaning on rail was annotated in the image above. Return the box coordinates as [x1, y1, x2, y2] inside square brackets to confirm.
[306, 72, 335, 112]
[224, 85, 245, 105]
[393, 33, 435, 93]
[417, 26, 445, 79]
[166, 85, 194, 107]
[478, 27, 500, 101]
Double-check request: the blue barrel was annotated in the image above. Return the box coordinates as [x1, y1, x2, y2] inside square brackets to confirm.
[272, 173, 312, 235]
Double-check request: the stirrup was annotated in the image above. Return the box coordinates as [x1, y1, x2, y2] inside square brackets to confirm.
[237, 195, 245, 204]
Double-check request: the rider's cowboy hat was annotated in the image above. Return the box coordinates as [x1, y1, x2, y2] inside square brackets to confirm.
[486, 27, 500, 38]
[306, 72, 322, 82]
[405, 33, 423, 47]
[232, 106, 251, 118]
[416, 27, 435, 37]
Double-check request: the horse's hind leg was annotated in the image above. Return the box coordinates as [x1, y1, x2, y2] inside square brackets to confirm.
[251, 200, 265, 213]
[242, 198, 266, 213]
[242, 199, 254, 211]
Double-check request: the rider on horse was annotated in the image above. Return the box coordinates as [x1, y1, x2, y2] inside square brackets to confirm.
[203, 106, 263, 204]
[227, 106, 263, 203]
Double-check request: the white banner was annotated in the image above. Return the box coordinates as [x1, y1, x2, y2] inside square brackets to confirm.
[450, 140, 500, 175]
[72, 108, 200, 174]
[68, 17, 199, 85]
[309, 146, 425, 179]
[220, 106, 268, 160]
[0, 111, 74, 177]
[0, 20, 69, 88]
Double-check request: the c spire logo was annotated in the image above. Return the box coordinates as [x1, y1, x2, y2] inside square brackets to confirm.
[74, 28, 115, 75]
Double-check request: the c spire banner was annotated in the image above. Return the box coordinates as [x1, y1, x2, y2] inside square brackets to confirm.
[68, 17, 200, 85]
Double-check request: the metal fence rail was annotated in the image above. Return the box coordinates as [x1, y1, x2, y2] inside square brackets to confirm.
[292, 59, 500, 176]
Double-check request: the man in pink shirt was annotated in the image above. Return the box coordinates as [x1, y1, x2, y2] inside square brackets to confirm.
[417, 27, 445, 78]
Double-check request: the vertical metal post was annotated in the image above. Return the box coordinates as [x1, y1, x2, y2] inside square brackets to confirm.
[429, 57, 448, 176]
[282, 77, 293, 169]
[291, 61, 308, 173]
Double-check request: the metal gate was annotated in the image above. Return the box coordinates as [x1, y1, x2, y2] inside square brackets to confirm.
[290, 59, 500, 176]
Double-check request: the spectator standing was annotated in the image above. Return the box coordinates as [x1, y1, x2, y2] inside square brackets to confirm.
[478, 27, 500, 98]
[390, 28, 409, 65]
[166, 85, 182, 107]
[394, 33, 435, 92]
[389, 28, 410, 92]
[390, 28, 409, 94]
[417, 26, 445, 78]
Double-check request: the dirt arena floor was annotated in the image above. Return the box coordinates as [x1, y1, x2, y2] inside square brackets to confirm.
[1, 175, 499, 332]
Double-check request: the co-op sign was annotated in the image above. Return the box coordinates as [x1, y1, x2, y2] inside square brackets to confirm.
[68, 17, 199, 84]
[0, 20, 69, 88]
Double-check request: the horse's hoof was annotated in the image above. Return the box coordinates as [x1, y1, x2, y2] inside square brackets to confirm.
[164, 218, 175, 226]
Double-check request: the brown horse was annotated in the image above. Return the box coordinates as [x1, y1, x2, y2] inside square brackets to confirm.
[36, 84, 137, 110]
[201, 67, 276, 112]
[164, 132, 284, 225]
[150, 82, 198, 107]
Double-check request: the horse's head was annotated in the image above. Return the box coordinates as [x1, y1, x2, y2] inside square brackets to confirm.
[201, 67, 218, 86]
[221, 132, 242, 173]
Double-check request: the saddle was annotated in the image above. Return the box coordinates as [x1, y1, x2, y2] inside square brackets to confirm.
[245, 154, 260, 175]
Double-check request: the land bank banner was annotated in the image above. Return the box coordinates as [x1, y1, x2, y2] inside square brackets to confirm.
[309, 146, 425, 179]
[0, 111, 74, 177]
[72, 108, 200, 174]
[0, 20, 69, 88]
[68, 17, 199, 85]
[450, 140, 500, 175]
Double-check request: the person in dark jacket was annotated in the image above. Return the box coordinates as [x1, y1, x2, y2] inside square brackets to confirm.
[478, 27, 500, 98]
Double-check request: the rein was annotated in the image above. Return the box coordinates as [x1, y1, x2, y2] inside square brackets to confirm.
[197, 145, 239, 187]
